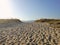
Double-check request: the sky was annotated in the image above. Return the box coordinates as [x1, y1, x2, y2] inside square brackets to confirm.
[0, 0, 60, 21]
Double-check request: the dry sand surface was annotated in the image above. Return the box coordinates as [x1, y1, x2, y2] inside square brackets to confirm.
[0, 22, 60, 45]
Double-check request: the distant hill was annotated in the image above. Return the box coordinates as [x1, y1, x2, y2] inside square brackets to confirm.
[0, 19, 21, 24]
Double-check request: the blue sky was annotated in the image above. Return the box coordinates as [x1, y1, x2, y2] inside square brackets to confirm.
[0, 0, 60, 20]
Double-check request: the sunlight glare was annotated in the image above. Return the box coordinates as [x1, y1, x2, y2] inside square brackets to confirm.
[0, 0, 14, 19]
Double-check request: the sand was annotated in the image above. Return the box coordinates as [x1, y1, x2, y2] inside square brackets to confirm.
[0, 22, 60, 45]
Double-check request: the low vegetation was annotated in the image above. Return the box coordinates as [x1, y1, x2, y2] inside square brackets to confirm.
[0, 19, 21, 24]
[35, 19, 60, 28]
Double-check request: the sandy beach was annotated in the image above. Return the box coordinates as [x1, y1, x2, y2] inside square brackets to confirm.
[0, 22, 60, 45]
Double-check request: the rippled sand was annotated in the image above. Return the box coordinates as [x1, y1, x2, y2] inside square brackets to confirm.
[0, 22, 60, 45]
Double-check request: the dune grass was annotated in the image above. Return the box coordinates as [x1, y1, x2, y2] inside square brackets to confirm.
[35, 19, 60, 28]
[0, 19, 21, 24]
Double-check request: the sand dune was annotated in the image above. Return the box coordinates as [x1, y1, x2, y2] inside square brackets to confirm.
[0, 22, 60, 45]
